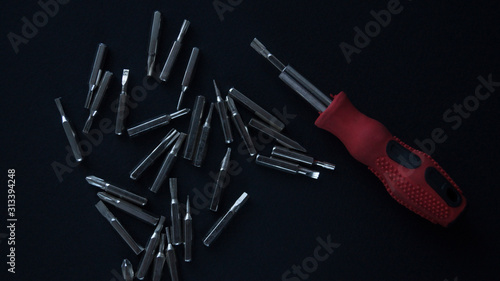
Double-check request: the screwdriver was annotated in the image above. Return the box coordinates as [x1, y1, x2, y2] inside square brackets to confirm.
[251, 38, 466, 227]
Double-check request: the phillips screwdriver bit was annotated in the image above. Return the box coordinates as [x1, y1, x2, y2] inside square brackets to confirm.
[121, 259, 134, 281]
[97, 192, 159, 225]
[86, 175, 148, 206]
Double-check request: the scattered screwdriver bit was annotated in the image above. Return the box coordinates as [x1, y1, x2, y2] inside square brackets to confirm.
[248, 118, 306, 152]
[193, 103, 214, 167]
[210, 147, 231, 212]
[121, 259, 134, 281]
[152, 234, 166, 281]
[271, 145, 335, 170]
[127, 108, 190, 137]
[97, 192, 159, 225]
[150, 133, 187, 193]
[183, 95, 205, 160]
[130, 129, 180, 180]
[83, 71, 113, 134]
[177, 47, 200, 110]
[203, 192, 249, 247]
[255, 155, 320, 179]
[136, 216, 166, 280]
[226, 96, 257, 156]
[85, 43, 107, 109]
[184, 196, 193, 262]
[115, 69, 129, 135]
[160, 20, 190, 82]
[55, 97, 83, 162]
[95, 201, 144, 255]
[86, 175, 147, 206]
[165, 226, 179, 281]
[169, 178, 182, 245]
[213, 80, 233, 143]
[147, 11, 161, 77]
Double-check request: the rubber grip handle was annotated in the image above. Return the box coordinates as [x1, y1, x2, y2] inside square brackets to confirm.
[315, 92, 466, 226]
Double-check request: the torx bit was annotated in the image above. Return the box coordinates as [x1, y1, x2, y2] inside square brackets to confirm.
[151, 234, 166, 281]
[121, 259, 134, 281]
[115, 69, 129, 135]
[169, 178, 182, 245]
[83, 71, 113, 134]
[85, 43, 107, 109]
[271, 145, 336, 170]
[193, 103, 214, 167]
[55, 98, 83, 162]
[210, 148, 231, 212]
[147, 11, 161, 77]
[130, 129, 180, 180]
[255, 155, 320, 179]
[165, 226, 179, 281]
[183, 95, 205, 160]
[136, 216, 166, 280]
[159, 20, 190, 82]
[203, 192, 249, 247]
[248, 118, 306, 152]
[150, 133, 187, 193]
[226, 96, 257, 156]
[184, 196, 193, 262]
[228, 88, 285, 131]
[127, 108, 190, 137]
[97, 192, 159, 225]
[177, 47, 200, 110]
[86, 175, 147, 206]
[213, 80, 233, 143]
[95, 201, 144, 255]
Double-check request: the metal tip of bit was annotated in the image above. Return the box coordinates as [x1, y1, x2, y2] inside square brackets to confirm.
[121, 259, 134, 281]
[213, 80, 222, 98]
[176, 88, 186, 110]
[122, 69, 129, 88]
[314, 161, 336, 171]
[82, 114, 94, 134]
[147, 11, 161, 77]
[177, 20, 190, 42]
[299, 169, 320, 180]
[54, 97, 65, 115]
[169, 108, 191, 119]
[250, 38, 286, 72]
[186, 195, 191, 213]
[85, 175, 104, 187]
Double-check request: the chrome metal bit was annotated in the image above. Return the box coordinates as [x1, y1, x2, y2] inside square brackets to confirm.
[55, 98, 83, 162]
[127, 108, 190, 137]
[271, 145, 336, 170]
[183, 95, 205, 160]
[121, 259, 134, 281]
[210, 148, 231, 212]
[85, 43, 107, 109]
[203, 192, 249, 247]
[165, 226, 179, 281]
[147, 11, 161, 77]
[193, 103, 214, 167]
[177, 47, 200, 109]
[83, 71, 113, 134]
[159, 20, 190, 82]
[213, 80, 233, 143]
[226, 96, 257, 156]
[228, 88, 285, 131]
[152, 234, 166, 281]
[136, 216, 166, 280]
[130, 129, 180, 180]
[95, 201, 144, 255]
[97, 192, 159, 225]
[248, 118, 306, 152]
[115, 69, 129, 135]
[86, 175, 147, 206]
[150, 133, 187, 193]
[255, 155, 320, 179]
[184, 196, 192, 262]
[169, 178, 182, 245]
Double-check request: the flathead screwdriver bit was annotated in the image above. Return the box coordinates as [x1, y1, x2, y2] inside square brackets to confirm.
[55, 97, 83, 162]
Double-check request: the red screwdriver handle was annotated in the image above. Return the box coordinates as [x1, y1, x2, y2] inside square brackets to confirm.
[315, 92, 466, 226]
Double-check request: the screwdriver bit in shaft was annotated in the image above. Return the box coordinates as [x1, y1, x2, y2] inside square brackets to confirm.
[147, 11, 161, 77]
[210, 148, 231, 212]
[213, 80, 233, 143]
[85, 43, 107, 109]
[83, 71, 113, 134]
[86, 175, 148, 206]
[115, 69, 129, 135]
[136, 216, 166, 280]
[159, 20, 190, 82]
[55, 98, 83, 162]
[271, 146, 336, 170]
[184, 196, 193, 262]
[255, 155, 320, 179]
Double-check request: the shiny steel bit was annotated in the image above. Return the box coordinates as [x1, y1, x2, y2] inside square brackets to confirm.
[228, 88, 285, 131]
[136, 216, 166, 280]
[159, 20, 190, 82]
[86, 175, 147, 206]
[183, 95, 205, 160]
[55, 98, 83, 162]
[177, 47, 200, 110]
[97, 192, 159, 225]
[255, 155, 320, 179]
[121, 259, 134, 281]
[213, 80, 233, 143]
[150, 133, 187, 193]
[115, 69, 129, 135]
[203, 192, 249, 247]
[95, 201, 144, 255]
[210, 147, 231, 212]
[127, 108, 190, 137]
[248, 118, 306, 152]
[184, 196, 192, 262]
[147, 11, 161, 77]
[169, 178, 182, 245]
[165, 226, 179, 281]
[193, 103, 214, 167]
[271, 145, 336, 170]
[130, 129, 180, 180]
[83, 71, 113, 134]
[151, 234, 166, 281]
[85, 43, 107, 109]
[226, 96, 257, 156]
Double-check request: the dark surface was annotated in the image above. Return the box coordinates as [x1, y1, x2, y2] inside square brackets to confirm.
[1, 1, 499, 280]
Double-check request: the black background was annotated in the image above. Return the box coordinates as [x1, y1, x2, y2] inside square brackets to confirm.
[1, 1, 500, 280]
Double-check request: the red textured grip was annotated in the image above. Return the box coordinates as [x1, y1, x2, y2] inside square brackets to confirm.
[315, 92, 466, 226]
